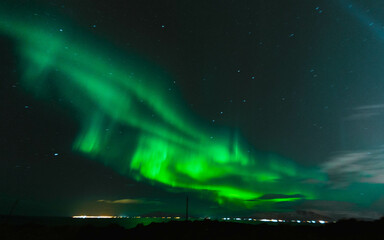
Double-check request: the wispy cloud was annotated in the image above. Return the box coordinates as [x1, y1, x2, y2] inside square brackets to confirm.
[323, 147, 384, 187]
[345, 104, 384, 121]
[354, 104, 384, 111]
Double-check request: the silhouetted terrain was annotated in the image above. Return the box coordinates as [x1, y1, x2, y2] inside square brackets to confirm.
[1, 218, 384, 240]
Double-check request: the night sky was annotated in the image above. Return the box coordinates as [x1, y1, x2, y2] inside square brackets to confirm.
[2, 0, 384, 219]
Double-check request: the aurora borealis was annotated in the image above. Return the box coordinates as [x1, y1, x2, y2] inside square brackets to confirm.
[0, 4, 323, 206]
[3, 0, 384, 219]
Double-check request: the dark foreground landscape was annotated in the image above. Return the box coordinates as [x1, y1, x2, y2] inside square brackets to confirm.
[2, 218, 384, 240]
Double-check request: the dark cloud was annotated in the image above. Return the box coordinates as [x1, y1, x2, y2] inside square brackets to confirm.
[97, 198, 162, 205]
[369, 198, 384, 213]
[247, 194, 305, 201]
[297, 200, 355, 211]
[97, 199, 143, 204]
[294, 200, 381, 220]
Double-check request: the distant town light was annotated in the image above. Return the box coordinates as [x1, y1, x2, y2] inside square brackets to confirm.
[72, 215, 114, 219]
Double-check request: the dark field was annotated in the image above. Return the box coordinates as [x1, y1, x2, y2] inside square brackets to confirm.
[1, 215, 175, 229]
[1, 217, 384, 240]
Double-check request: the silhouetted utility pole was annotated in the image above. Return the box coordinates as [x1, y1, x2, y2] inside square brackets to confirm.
[186, 195, 189, 221]
[8, 200, 18, 218]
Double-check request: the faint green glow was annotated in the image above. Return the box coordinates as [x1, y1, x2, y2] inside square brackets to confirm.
[0, 12, 325, 206]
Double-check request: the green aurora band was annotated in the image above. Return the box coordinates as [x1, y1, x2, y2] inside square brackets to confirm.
[0, 12, 326, 207]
